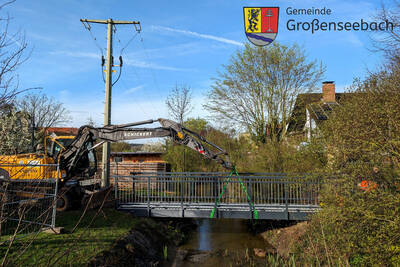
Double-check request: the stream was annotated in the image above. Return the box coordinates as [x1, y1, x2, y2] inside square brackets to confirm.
[175, 219, 274, 266]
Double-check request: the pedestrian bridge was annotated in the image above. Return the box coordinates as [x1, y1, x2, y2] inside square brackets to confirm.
[114, 172, 321, 221]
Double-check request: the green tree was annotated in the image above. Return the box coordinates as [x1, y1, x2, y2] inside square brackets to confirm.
[205, 43, 325, 143]
[110, 142, 132, 152]
[295, 61, 400, 266]
[321, 72, 400, 184]
[163, 118, 237, 172]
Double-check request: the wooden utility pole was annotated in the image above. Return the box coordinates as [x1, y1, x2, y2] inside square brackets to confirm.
[80, 18, 141, 188]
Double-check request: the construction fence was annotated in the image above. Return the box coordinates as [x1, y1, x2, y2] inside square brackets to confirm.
[0, 163, 59, 242]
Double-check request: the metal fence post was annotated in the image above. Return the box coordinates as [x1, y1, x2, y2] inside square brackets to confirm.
[284, 180, 289, 220]
[247, 177, 253, 220]
[180, 177, 184, 217]
[216, 176, 220, 218]
[51, 164, 60, 228]
[114, 175, 118, 209]
[147, 175, 150, 217]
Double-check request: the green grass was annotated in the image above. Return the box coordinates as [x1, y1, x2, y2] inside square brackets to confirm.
[0, 208, 139, 266]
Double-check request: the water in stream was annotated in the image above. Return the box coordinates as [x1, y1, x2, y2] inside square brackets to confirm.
[177, 219, 273, 266]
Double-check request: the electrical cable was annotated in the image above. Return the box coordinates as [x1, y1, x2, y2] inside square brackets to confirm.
[119, 32, 139, 56]
[111, 28, 138, 87]
[120, 79, 152, 118]
[119, 33, 162, 117]
[138, 32, 163, 115]
[81, 21, 105, 57]
[81, 20, 106, 83]
[112, 64, 122, 86]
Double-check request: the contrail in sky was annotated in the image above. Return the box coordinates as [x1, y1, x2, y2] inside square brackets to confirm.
[152, 25, 244, 47]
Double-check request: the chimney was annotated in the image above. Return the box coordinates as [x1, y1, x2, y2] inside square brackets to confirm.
[322, 81, 335, 103]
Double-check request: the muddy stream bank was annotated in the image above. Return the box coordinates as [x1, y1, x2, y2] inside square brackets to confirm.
[90, 217, 302, 267]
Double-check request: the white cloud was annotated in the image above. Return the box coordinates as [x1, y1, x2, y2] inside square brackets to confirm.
[124, 85, 145, 94]
[49, 51, 99, 59]
[123, 58, 193, 72]
[151, 25, 244, 47]
[28, 32, 55, 42]
[123, 42, 209, 60]
[7, 35, 24, 49]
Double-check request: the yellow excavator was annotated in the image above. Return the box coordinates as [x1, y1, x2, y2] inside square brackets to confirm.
[0, 135, 74, 180]
[0, 118, 232, 211]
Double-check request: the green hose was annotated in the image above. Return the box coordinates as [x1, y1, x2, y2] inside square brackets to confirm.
[210, 166, 258, 219]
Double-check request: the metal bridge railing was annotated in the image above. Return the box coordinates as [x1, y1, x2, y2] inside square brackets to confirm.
[114, 172, 320, 209]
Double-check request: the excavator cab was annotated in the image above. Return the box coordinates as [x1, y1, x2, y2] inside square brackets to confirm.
[44, 135, 75, 159]
[75, 140, 97, 178]
[44, 135, 97, 178]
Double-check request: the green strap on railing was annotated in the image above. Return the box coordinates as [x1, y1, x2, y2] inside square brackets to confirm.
[209, 169, 234, 219]
[209, 166, 258, 219]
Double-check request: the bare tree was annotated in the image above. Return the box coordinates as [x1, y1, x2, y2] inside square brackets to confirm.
[85, 116, 97, 127]
[17, 93, 71, 129]
[371, 2, 400, 56]
[204, 43, 325, 143]
[0, 1, 35, 109]
[165, 84, 193, 125]
[165, 84, 193, 172]
[0, 0, 37, 154]
[16, 93, 71, 150]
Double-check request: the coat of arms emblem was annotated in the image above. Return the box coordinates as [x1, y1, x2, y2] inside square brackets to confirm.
[244, 7, 279, 46]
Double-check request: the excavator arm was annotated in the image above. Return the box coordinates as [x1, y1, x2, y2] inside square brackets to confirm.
[58, 118, 232, 179]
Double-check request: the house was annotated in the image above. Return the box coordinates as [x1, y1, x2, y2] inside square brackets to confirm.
[109, 151, 170, 177]
[287, 81, 350, 141]
[107, 151, 170, 190]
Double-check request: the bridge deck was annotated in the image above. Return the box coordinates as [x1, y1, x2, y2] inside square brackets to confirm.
[118, 203, 319, 220]
[113, 172, 321, 220]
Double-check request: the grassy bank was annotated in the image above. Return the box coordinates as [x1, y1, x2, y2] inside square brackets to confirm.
[0, 208, 139, 266]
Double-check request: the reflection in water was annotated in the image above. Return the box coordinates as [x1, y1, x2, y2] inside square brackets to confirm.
[178, 219, 271, 266]
[198, 219, 210, 250]
[182, 219, 266, 251]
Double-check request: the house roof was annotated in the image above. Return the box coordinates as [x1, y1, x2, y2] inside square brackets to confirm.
[44, 127, 79, 136]
[287, 93, 350, 133]
[307, 102, 339, 121]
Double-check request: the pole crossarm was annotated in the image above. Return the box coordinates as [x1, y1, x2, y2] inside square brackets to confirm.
[80, 19, 140, 25]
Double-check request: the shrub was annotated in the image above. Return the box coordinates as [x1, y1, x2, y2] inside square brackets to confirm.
[298, 183, 400, 266]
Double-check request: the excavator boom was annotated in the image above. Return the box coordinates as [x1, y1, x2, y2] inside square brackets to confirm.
[59, 118, 232, 179]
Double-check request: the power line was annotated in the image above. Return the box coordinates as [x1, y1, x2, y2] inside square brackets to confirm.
[120, 32, 139, 55]
[120, 79, 152, 118]
[80, 18, 141, 188]
[80, 20, 105, 57]
[138, 32, 163, 115]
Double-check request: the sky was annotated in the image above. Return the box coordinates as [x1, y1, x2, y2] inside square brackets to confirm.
[6, 0, 390, 127]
